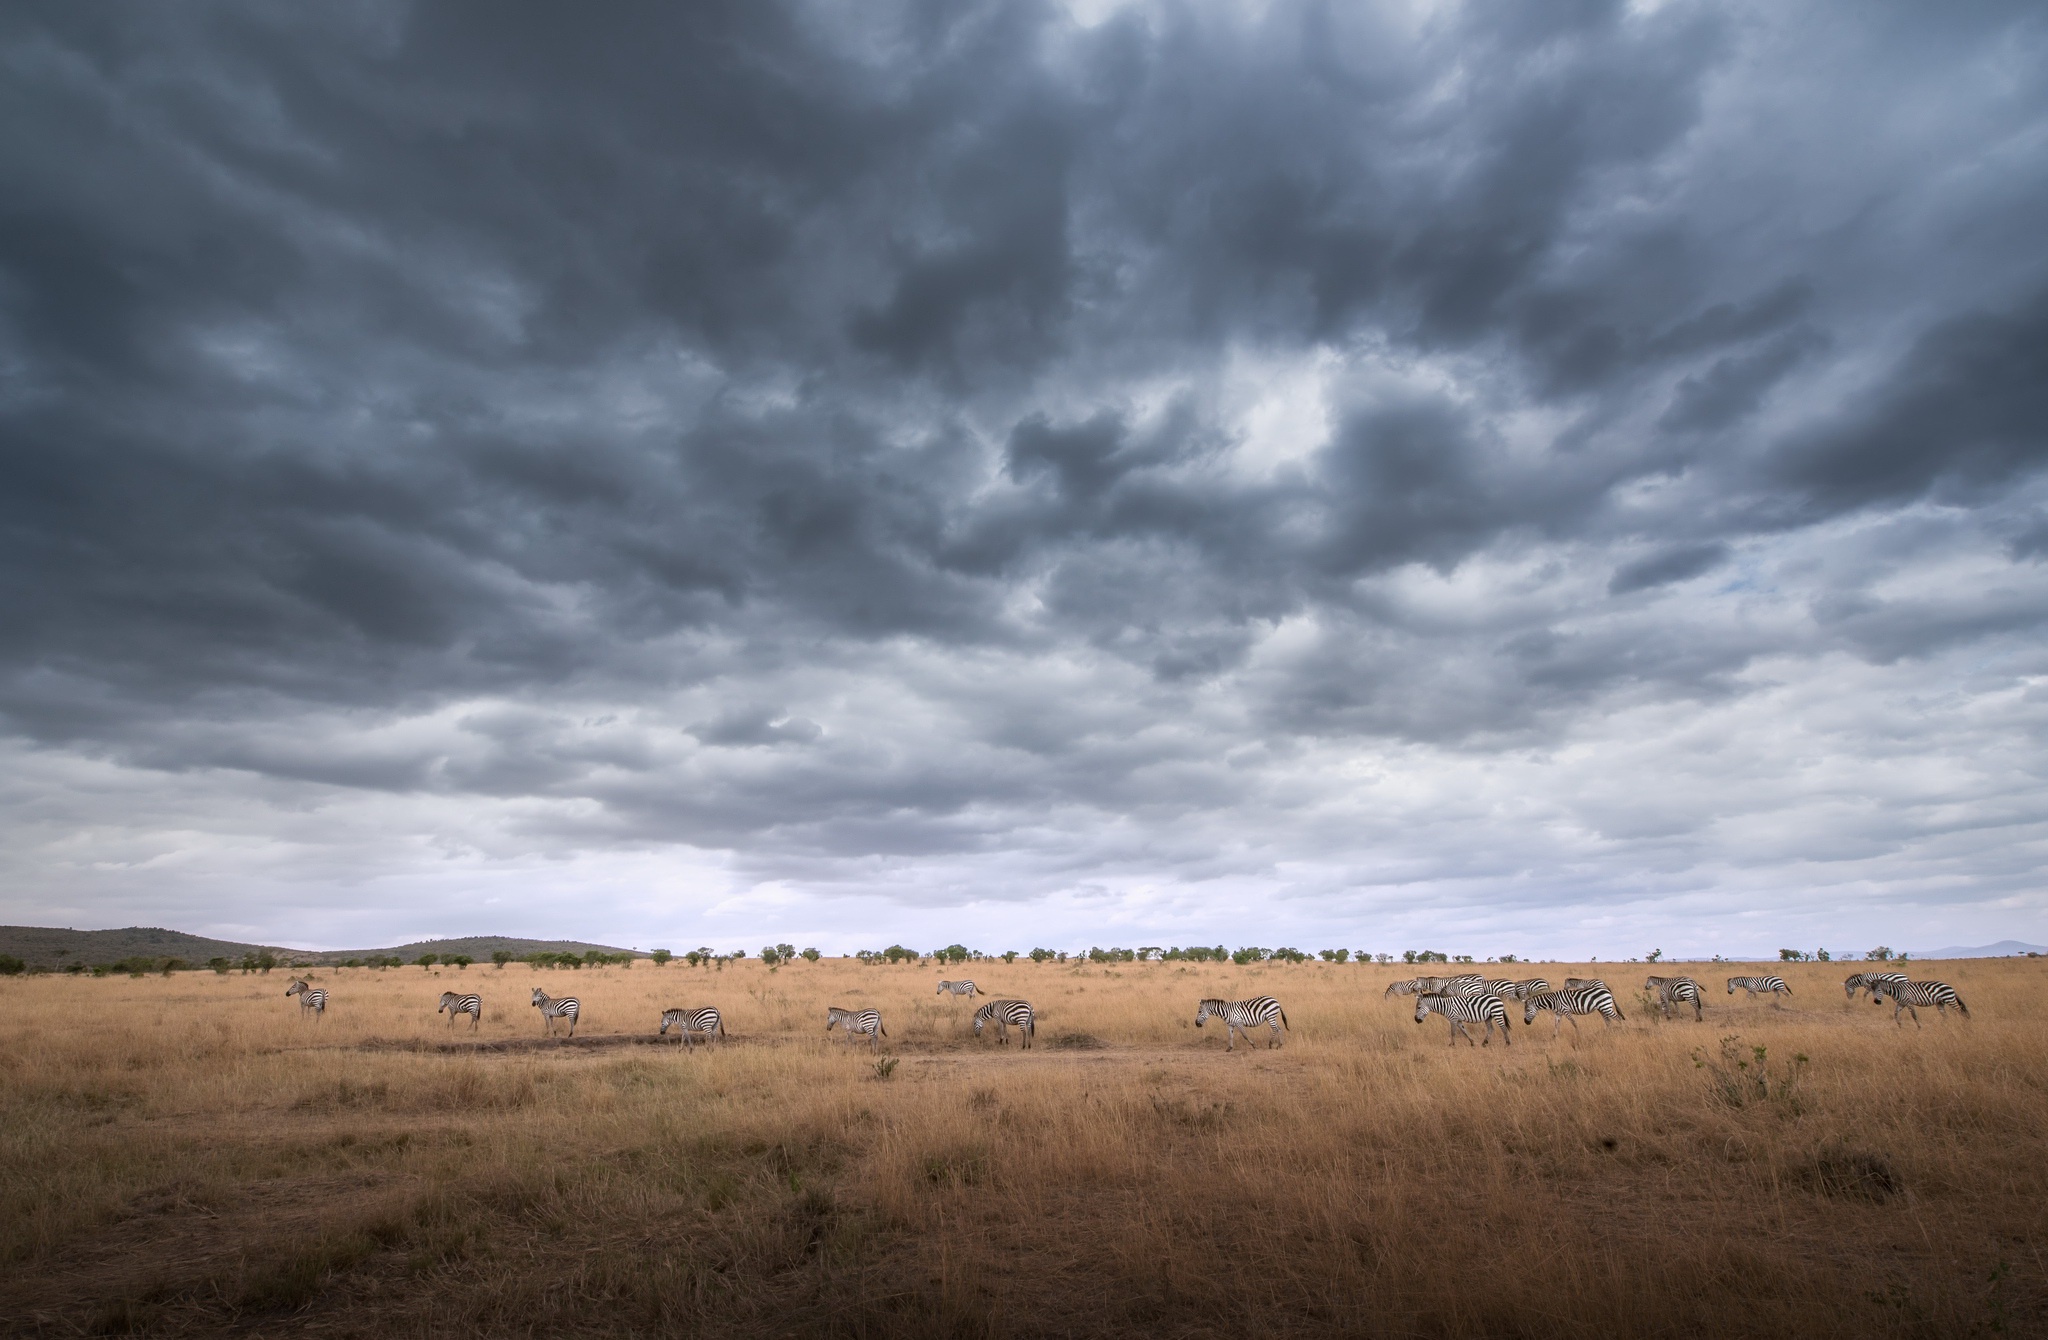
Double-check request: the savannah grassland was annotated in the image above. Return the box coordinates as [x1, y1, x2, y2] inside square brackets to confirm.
[2, 958, 2043, 1339]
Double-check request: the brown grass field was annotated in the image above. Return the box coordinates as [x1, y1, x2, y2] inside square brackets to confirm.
[2, 956, 2043, 1338]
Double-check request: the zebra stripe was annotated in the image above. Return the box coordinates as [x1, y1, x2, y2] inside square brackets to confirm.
[826, 1005, 887, 1049]
[1869, 978, 1970, 1028]
[1843, 971, 1909, 1000]
[936, 980, 979, 998]
[1522, 985, 1624, 1034]
[1511, 978, 1553, 999]
[660, 1006, 724, 1048]
[1645, 975, 1705, 1022]
[530, 988, 580, 1036]
[1482, 978, 1523, 999]
[1383, 979, 1425, 998]
[1194, 996, 1287, 1051]
[438, 991, 482, 1029]
[973, 999, 1036, 1049]
[1415, 991, 1511, 1047]
[1563, 977, 1610, 992]
[284, 978, 327, 1019]
[1725, 975, 1792, 1000]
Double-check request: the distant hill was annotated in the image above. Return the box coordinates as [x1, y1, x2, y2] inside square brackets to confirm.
[310, 935, 641, 964]
[0, 925, 644, 969]
[1909, 940, 2048, 959]
[0, 925, 303, 968]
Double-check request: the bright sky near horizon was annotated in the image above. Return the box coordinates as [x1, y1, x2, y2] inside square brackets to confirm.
[3, 1, 2047, 960]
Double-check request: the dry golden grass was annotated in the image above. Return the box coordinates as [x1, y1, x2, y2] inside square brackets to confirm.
[2, 956, 2044, 1337]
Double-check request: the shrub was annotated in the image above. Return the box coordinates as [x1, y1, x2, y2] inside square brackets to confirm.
[416, 954, 438, 968]
[447, 955, 473, 969]
[493, 950, 515, 968]
[1271, 948, 1308, 963]
[650, 949, 671, 967]
[0, 955, 23, 976]
[1029, 948, 1056, 963]
[209, 957, 232, 975]
[1001, 950, 1018, 964]
[760, 946, 783, 967]
[801, 948, 821, 963]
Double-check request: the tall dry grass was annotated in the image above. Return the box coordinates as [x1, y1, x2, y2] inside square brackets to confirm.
[1, 957, 2043, 1337]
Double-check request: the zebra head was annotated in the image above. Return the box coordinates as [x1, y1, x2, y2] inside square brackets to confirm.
[1193, 999, 1225, 1028]
[1412, 995, 1437, 1025]
[529, 988, 547, 1006]
[1522, 997, 1542, 1025]
[285, 978, 309, 997]
[825, 1006, 850, 1032]
[439, 991, 460, 1011]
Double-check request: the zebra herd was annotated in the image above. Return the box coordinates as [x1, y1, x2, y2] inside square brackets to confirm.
[275, 966, 1979, 1052]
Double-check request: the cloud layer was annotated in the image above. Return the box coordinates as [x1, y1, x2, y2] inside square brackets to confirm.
[4, 0, 2047, 956]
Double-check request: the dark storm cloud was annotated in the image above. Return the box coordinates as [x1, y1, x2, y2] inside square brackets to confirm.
[4, 0, 2048, 948]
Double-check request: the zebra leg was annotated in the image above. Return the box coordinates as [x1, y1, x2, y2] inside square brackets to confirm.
[1268, 1021, 1281, 1049]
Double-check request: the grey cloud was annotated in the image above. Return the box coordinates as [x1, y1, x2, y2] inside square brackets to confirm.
[2, 0, 2047, 952]
[1609, 543, 1731, 595]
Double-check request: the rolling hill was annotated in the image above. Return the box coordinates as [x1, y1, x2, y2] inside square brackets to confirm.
[0, 926, 644, 969]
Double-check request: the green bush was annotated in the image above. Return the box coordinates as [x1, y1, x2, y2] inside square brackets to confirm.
[0, 955, 24, 976]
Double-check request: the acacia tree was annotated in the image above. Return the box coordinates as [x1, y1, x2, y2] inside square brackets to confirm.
[800, 947, 821, 963]
[651, 949, 672, 967]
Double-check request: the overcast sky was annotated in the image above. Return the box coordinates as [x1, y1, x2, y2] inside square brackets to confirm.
[3, 0, 2046, 959]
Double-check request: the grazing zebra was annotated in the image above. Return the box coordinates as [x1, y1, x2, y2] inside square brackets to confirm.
[1645, 975, 1705, 1022]
[659, 1006, 724, 1049]
[973, 999, 1036, 1049]
[1414, 991, 1511, 1047]
[1869, 978, 1970, 1028]
[530, 988, 580, 1037]
[438, 991, 482, 1029]
[284, 978, 327, 1020]
[1383, 979, 1425, 998]
[1194, 996, 1287, 1051]
[936, 980, 979, 999]
[1726, 975, 1792, 1001]
[1844, 971, 1909, 1001]
[826, 1006, 887, 1050]
[1523, 985, 1625, 1035]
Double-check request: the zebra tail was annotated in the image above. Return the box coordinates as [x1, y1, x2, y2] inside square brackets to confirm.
[1279, 1007, 1290, 1031]
[1955, 996, 1971, 1018]
[879, 1021, 889, 1035]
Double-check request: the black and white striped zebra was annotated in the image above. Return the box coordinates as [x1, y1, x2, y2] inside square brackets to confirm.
[1645, 975, 1704, 1022]
[1564, 977, 1610, 991]
[1844, 971, 1909, 1001]
[1414, 991, 1511, 1046]
[1482, 978, 1523, 999]
[1194, 996, 1287, 1051]
[660, 1006, 724, 1049]
[438, 991, 481, 1029]
[1383, 978, 1425, 998]
[284, 978, 327, 1020]
[826, 1005, 886, 1050]
[1868, 978, 1970, 1028]
[973, 999, 1036, 1049]
[530, 988, 579, 1037]
[1726, 975, 1792, 1001]
[936, 980, 979, 999]
[1511, 978, 1553, 999]
[1522, 984, 1624, 1034]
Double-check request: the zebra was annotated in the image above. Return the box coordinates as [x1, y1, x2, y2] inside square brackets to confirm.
[973, 999, 1036, 1049]
[1843, 971, 1909, 1001]
[1414, 991, 1511, 1047]
[1383, 979, 1425, 998]
[1564, 977, 1610, 991]
[438, 991, 482, 1030]
[659, 1006, 724, 1049]
[284, 978, 327, 1020]
[936, 980, 979, 999]
[1868, 978, 1970, 1028]
[826, 1006, 887, 1050]
[1482, 978, 1523, 999]
[1194, 996, 1287, 1051]
[530, 988, 580, 1037]
[1512, 977, 1554, 999]
[1726, 975, 1792, 1001]
[1522, 984, 1625, 1035]
[1646, 975, 1704, 1022]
